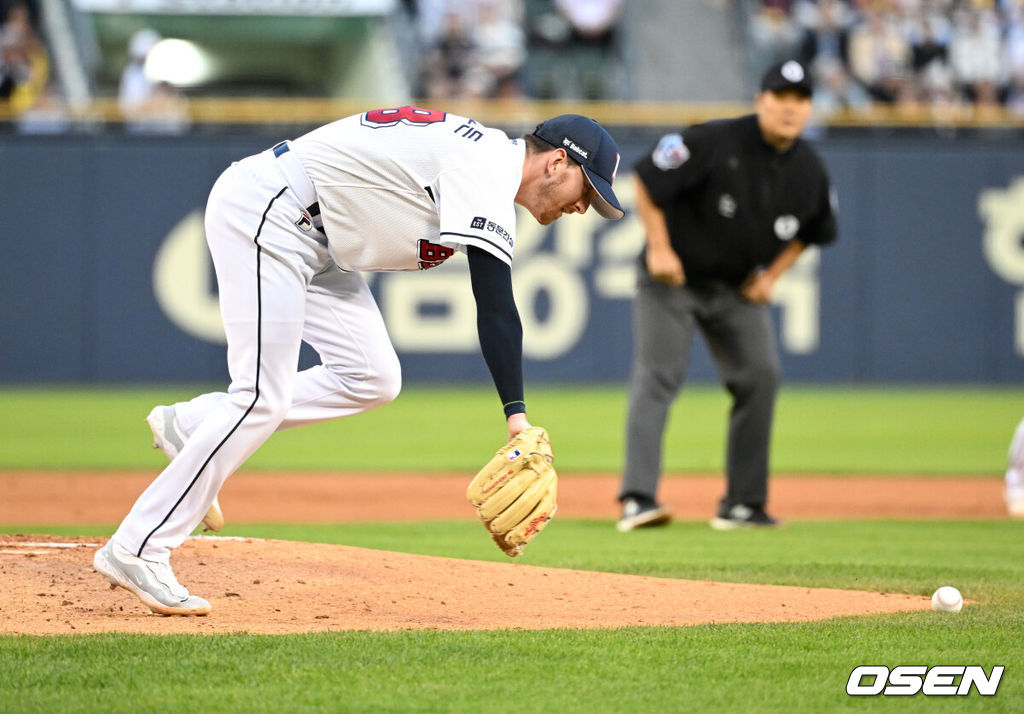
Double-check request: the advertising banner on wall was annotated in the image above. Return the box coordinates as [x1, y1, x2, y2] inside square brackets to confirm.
[1, 128, 1022, 384]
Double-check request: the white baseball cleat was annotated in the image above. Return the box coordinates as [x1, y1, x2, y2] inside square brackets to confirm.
[94, 541, 211, 616]
[201, 497, 225, 531]
[146, 404, 187, 459]
[1006, 418, 1024, 518]
[146, 404, 224, 532]
[1007, 490, 1024, 518]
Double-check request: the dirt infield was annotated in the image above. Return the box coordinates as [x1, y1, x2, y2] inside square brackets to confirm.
[0, 471, 1007, 524]
[0, 472, 1000, 635]
[1, 534, 932, 635]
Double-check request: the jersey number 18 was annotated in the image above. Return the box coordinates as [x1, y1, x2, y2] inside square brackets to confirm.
[361, 106, 447, 128]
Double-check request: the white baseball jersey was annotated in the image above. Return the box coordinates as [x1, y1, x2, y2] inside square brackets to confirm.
[291, 107, 525, 272]
[110, 108, 529, 566]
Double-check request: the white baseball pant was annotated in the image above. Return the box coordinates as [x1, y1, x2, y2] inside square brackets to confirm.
[1007, 417, 1024, 497]
[112, 147, 401, 561]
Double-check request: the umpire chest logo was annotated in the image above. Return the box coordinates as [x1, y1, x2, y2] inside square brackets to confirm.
[774, 215, 800, 241]
[718, 194, 737, 218]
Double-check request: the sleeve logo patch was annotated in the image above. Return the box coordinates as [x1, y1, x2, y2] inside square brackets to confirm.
[469, 216, 513, 246]
[652, 133, 689, 171]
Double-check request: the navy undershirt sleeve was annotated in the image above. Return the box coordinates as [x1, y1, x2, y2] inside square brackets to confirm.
[466, 245, 525, 418]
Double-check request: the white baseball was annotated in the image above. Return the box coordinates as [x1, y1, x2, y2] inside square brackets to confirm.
[931, 586, 963, 613]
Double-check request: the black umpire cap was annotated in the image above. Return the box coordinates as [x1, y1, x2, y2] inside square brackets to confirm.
[760, 60, 814, 97]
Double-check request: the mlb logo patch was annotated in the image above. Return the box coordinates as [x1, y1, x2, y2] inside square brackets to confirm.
[471, 216, 487, 230]
[506, 448, 522, 461]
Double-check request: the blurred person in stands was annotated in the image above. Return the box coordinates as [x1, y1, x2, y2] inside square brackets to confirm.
[810, 54, 871, 116]
[1007, 70, 1024, 114]
[420, 7, 478, 98]
[467, 0, 526, 99]
[1007, 0, 1024, 74]
[846, 4, 914, 104]
[118, 28, 189, 134]
[14, 79, 68, 133]
[790, 0, 864, 118]
[793, 0, 854, 70]
[906, 12, 956, 109]
[949, 5, 1005, 112]
[748, 0, 804, 76]
[1004, 1, 1024, 113]
[0, 0, 48, 114]
[553, 0, 625, 56]
[527, 0, 625, 99]
[118, 28, 160, 114]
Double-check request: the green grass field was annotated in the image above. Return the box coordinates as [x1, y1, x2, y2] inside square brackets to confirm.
[0, 384, 1019, 473]
[2, 385, 1022, 712]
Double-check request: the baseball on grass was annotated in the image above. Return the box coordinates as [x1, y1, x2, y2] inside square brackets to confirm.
[931, 586, 963, 613]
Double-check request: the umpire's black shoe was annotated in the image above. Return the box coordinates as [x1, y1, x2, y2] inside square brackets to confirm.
[710, 504, 780, 531]
[617, 496, 672, 532]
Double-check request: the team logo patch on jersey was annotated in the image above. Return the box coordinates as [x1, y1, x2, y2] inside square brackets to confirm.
[294, 211, 313, 231]
[417, 239, 454, 270]
[652, 133, 689, 171]
[471, 216, 487, 230]
[774, 215, 800, 241]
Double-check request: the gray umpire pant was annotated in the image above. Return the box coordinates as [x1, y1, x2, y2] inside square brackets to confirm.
[620, 273, 782, 509]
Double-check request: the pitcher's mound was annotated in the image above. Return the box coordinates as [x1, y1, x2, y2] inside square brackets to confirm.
[1, 534, 930, 635]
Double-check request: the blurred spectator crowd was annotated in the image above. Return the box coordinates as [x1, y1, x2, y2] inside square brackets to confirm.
[116, 27, 190, 134]
[0, 0, 189, 133]
[403, 0, 626, 101]
[4, 0, 1024, 126]
[746, 0, 1024, 116]
[0, 0, 47, 113]
[3, 0, 628, 126]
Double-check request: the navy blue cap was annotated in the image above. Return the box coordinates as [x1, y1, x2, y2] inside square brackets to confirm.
[532, 114, 624, 220]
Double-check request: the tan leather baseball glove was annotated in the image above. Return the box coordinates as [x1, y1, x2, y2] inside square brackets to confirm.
[466, 426, 557, 557]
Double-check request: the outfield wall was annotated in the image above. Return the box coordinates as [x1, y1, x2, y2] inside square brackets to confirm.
[2, 128, 1023, 384]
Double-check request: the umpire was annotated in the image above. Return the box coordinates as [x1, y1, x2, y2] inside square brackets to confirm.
[617, 60, 837, 532]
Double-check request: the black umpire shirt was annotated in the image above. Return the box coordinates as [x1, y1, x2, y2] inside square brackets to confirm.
[634, 114, 837, 287]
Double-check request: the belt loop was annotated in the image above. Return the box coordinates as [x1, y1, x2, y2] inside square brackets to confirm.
[268, 140, 319, 217]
